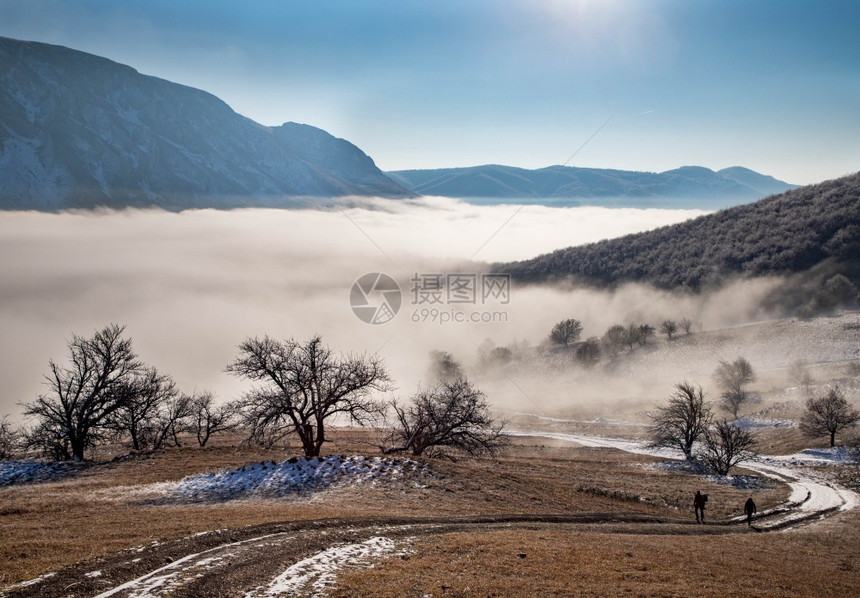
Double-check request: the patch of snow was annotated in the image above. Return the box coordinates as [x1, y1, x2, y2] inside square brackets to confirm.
[0, 460, 84, 486]
[93, 533, 284, 598]
[245, 536, 411, 598]
[85, 570, 103, 578]
[650, 459, 710, 475]
[797, 447, 858, 463]
[706, 475, 770, 490]
[145, 456, 430, 502]
[650, 460, 772, 489]
[733, 417, 797, 430]
[7, 571, 56, 590]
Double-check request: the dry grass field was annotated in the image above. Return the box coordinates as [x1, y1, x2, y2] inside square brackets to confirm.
[331, 516, 860, 597]
[2, 428, 856, 596]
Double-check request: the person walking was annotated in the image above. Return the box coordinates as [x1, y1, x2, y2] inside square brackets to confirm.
[744, 497, 757, 527]
[694, 490, 707, 523]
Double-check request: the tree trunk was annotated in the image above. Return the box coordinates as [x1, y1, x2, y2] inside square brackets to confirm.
[71, 436, 86, 461]
[830, 431, 836, 447]
[314, 421, 326, 457]
[299, 423, 318, 457]
[130, 426, 142, 451]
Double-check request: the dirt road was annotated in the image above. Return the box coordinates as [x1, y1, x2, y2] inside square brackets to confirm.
[5, 434, 856, 598]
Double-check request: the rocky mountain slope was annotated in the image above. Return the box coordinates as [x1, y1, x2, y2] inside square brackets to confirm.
[0, 36, 411, 210]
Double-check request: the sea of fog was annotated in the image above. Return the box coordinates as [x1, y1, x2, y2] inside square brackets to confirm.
[0, 197, 783, 420]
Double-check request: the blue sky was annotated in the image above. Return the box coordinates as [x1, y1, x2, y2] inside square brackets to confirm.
[1, 0, 858, 184]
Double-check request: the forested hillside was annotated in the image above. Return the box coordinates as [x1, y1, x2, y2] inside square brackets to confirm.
[499, 172, 860, 290]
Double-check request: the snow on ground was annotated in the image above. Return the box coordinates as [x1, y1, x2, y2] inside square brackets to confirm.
[513, 430, 859, 528]
[147, 456, 431, 502]
[92, 533, 286, 598]
[651, 459, 772, 490]
[0, 460, 87, 486]
[244, 536, 411, 598]
[782, 447, 859, 464]
[733, 417, 797, 430]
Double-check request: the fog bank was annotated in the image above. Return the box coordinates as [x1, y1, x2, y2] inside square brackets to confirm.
[1, 199, 775, 422]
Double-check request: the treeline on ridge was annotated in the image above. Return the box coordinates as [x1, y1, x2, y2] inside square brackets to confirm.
[497, 172, 860, 292]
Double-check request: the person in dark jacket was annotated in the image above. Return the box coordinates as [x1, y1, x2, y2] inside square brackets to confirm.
[694, 490, 707, 523]
[744, 497, 757, 527]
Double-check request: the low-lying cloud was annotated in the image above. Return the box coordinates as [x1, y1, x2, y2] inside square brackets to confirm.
[2, 197, 771, 422]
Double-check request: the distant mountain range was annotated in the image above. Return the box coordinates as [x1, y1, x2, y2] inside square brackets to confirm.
[387, 164, 796, 209]
[496, 172, 860, 291]
[0, 36, 796, 211]
[0, 36, 411, 210]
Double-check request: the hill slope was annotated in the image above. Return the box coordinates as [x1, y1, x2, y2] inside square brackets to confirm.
[387, 164, 796, 209]
[0, 36, 411, 210]
[497, 172, 860, 290]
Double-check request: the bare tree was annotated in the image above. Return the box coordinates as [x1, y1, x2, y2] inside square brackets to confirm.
[428, 350, 464, 382]
[549, 318, 583, 348]
[624, 323, 640, 350]
[0, 416, 23, 459]
[191, 392, 238, 447]
[713, 357, 757, 419]
[800, 386, 859, 447]
[637, 324, 656, 347]
[660, 319, 678, 341]
[718, 390, 750, 421]
[679, 317, 694, 335]
[699, 419, 756, 475]
[107, 367, 179, 451]
[227, 335, 390, 457]
[156, 393, 195, 449]
[602, 324, 627, 357]
[22, 324, 143, 460]
[386, 377, 507, 457]
[25, 420, 70, 461]
[648, 382, 713, 459]
[789, 359, 814, 398]
[575, 337, 601, 366]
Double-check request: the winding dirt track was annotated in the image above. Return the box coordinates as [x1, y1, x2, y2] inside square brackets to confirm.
[516, 431, 859, 530]
[2, 513, 752, 598]
[4, 434, 856, 598]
